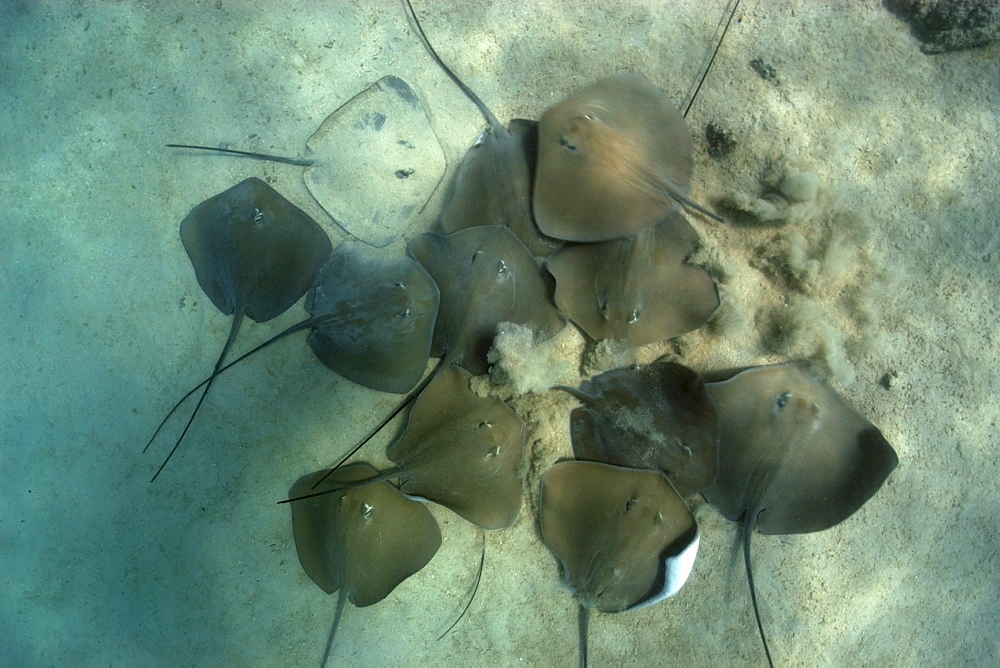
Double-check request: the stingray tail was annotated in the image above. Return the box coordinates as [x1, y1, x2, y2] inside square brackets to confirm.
[281, 467, 405, 505]
[578, 604, 590, 668]
[148, 309, 245, 482]
[143, 317, 317, 457]
[683, 0, 742, 118]
[165, 144, 313, 166]
[439, 528, 486, 640]
[308, 356, 448, 491]
[322, 589, 350, 667]
[670, 189, 724, 223]
[402, 0, 503, 131]
[742, 513, 774, 668]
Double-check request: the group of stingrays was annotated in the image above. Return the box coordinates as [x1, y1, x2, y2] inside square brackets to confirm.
[145, 2, 899, 666]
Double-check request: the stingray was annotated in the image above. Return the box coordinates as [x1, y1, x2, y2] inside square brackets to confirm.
[146, 177, 332, 481]
[403, 0, 561, 257]
[534, 72, 721, 243]
[168, 74, 445, 247]
[145, 241, 439, 475]
[303, 242, 439, 393]
[539, 460, 700, 667]
[289, 462, 441, 665]
[285, 365, 525, 530]
[546, 213, 719, 346]
[408, 225, 565, 376]
[556, 359, 719, 497]
[702, 361, 899, 666]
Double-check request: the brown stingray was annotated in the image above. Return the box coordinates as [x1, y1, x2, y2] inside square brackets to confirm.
[146, 177, 332, 481]
[546, 213, 719, 346]
[557, 360, 719, 497]
[403, 0, 561, 257]
[534, 72, 720, 243]
[539, 460, 700, 667]
[285, 365, 525, 530]
[289, 462, 441, 664]
[305, 242, 439, 393]
[408, 225, 565, 376]
[703, 361, 899, 665]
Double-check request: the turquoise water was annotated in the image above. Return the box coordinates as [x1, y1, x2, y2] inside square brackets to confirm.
[2, 1, 997, 664]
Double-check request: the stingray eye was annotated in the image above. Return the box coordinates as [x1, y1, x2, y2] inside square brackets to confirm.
[478, 420, 493, 429]
[559, 135, 578, 152]
[393, 282, 405, 289]
[497, 259, 508, 276]
[775, 392, 792, 412]
[396, 308, 410, 318]
[627, 309, 640, 324]
[362, 502, 373, 520]
[252, 207, 264, 225]
[624, 497, 637, 513]
[486, 445, 500, 458]
[599, 299, 609, 320]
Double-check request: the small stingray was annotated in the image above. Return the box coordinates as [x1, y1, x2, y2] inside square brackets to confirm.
[408, 225, 565, 376]
[145, 242, 437, 473]
[148, 177, 332, 481]
[403, 0, 561, 257]
[703, 361, 899, 665]
[289, 462, 441, 665]
[539, 460, 700, 667]
[556, 360, 719, 497]
[546, 213, 719, 346]
[286, 365, 525, 530]
[534, 72, 721, 243]
[169, 74, 445, 247]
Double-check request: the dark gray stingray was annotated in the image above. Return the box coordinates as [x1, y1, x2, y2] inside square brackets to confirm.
[305, 242, 439, 393]
[556, 360, 719, 497]
[147, 177, 332, 481]
[290, 462, 441, 665]
[408, 225, 565, 376]
[546, 213, 719, 346]
[703, 361, 899, 666]
[539, 460, 700, 667]
[286, 365, 525, 530]
[534, 72, 721, 243]
[403, 0, 561, 257]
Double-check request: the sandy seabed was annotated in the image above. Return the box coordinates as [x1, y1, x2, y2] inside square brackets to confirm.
[2, 1, 997, 665]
